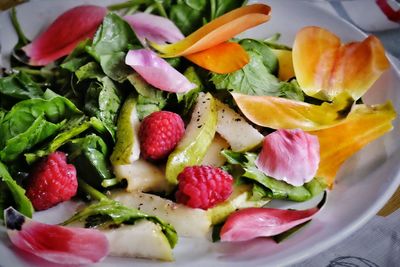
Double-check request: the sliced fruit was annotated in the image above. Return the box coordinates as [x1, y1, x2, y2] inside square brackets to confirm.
[207, 184, 270, 225]
[113, 159, 172, 193]
[293, 26, 389, 101]
[110, 95, 140, 165]
[4, 207, 109, 264]
[150, 4, 271, 57]
[111, 191, 211, 238]
[201, 134, 229, 167]
[272, 49, 294, 81]
[103, 220, 173, 261]
[166, 93, 217, 184]
[215, 99, 264, 152]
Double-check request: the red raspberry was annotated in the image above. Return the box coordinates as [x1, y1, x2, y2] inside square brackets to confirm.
[139, 111, 185, 161]
[176, 166, 234, 210]
[26, 151, 77, 211]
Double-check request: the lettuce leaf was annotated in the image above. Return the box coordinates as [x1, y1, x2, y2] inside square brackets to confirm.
[222, 150, 327, 202]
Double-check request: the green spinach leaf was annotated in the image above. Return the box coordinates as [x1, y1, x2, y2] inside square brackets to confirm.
[25, 115, 93, 164]
[221, 150, 327, 202]
[90, 13, 141, 82]
[239, 38, 278, 74]
[67, 134, 113, 188]
[127, 73, 166, 120]
[0, 161, 33, 218]
[0, 89, 81, 149]
[0, 72, 44, 100]
[279, 79, 304, 101]
[84, 77, 122, 140]
[211, 51, 281, 96]
[0, 114, 63, 162]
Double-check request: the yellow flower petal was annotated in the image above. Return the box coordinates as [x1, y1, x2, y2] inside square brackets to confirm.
[271, 49, 294, 81]
[231, 92, 353, 131]
[150, 4, 271, 58]
[310, 102, 396, 187]
[293, 26, 390, 101]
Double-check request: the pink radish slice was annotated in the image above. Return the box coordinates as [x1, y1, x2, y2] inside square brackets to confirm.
[255, 129, 320, 186]
[23, 5, 107, 66]
[124, 13, 184, 45]
[220, 202, 322, 242]
[125, 49, 196, 93]
[4, 207, 109, 264]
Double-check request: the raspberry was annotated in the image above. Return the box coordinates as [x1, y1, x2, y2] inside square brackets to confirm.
[139, 111, 185, 161]
[176, 166, 234, 210]
[26, 151, 77, 211]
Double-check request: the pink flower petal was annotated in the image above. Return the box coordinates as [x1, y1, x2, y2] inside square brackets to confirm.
[124, 13, 184, 45]
[255, 129, 320, 186]
[220, 206, 319, 242]
[23, 5, 107, 66]
[125, 49, 196, 93]
[4, 207, 109, 264]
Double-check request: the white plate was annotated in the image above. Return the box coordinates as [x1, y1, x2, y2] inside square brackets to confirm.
[1, 0, 400, 266]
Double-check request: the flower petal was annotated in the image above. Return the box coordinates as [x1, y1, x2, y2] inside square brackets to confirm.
[4, 207, 109, 264]
[150, 4, 271, 57]
[231, 92, 353, 131]
[255, 129, 320, 186]
[23, 5, 107, 66]
[220, 201, 323, 242]
[293, 26, 390, 101]
[125, 49, 196, 93]
[185, 42, 249, 74]
[310, 102, 396, 187]
[124, 12, 184, 45]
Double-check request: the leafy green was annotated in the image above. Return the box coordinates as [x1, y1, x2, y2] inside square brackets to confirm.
[75, 62, 104, 81]
[0, 161, 33, 218]
[221, 150, 327, 202]
[67, 134, 113, 188]
[211, 51, 281, 96]
[84, 77, 122, 140]
[61, 39, 92, 72]
[279, 79, 304, 101]
[63, 179, 178, 248]
[90, 13, 141, 82]
[211, 0, 247, 20]
[239, 38, 278, 74]
[176, 66, 203, 116]
[0, 89, 81, 149]
[0, 72, 44, 100]
[24, 116, 93, 164]
[0, 114, 63, 162]
[127, 73, 167, 120]
[107, 0, 247, 35]
[169, 2, 207, 36]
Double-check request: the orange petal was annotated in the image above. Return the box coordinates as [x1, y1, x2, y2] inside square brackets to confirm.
[185, 42, 249, 74]
[151, 4, 271, 58]
[310, 102, 396, 187]
[293, 26, 390, 101]
[231, 92, 353, 131]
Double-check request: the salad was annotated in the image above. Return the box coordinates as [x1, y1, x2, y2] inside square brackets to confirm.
[0, 0, 397, 265]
